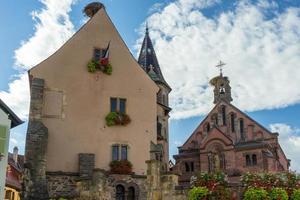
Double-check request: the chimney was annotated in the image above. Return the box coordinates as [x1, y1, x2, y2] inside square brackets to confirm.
[13, 146, 18, 163]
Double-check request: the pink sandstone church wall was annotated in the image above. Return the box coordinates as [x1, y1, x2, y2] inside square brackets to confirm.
[29, 8, 159, 175]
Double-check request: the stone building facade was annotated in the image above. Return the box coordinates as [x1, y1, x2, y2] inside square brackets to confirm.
[172, 71, 290, 186]
[22, 2, 179, 200]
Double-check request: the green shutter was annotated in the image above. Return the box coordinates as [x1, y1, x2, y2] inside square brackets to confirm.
[0, 125, 7, 154]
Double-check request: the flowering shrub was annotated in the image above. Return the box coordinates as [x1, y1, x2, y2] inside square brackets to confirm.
[191, 172, 230, 199]
[87, 59, 112, 75]
[291, 189, 300, 200]
[109, 160, 132, 174]
[269, 188, 288, 200]
[243, 188, 268, 200]
[242, 172, 300, 192]
[105, 112, 131, 126]
[188, 187, 209, 200]
[194, 171, 227, 191]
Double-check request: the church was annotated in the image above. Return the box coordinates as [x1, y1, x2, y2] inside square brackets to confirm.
[172, 63, 290, 186]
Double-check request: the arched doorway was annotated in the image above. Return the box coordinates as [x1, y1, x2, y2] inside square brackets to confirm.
[116, 185, 125, 200]
[127, 186, 135, 200]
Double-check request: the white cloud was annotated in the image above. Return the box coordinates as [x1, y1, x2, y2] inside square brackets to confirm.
[15, 0, 75, 69]
[0, 0, 76, 119]
[0, 74, 30, 119]
[137, 0, 300, 119]
[270, 123, 300, 172]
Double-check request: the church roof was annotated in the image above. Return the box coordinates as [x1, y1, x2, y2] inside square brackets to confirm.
[138, 26, 171, 90]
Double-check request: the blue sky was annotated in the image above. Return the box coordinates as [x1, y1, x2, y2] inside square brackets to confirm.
[1, 0, 300, 171]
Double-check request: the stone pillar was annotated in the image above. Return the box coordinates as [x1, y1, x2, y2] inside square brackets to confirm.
[146, 160, 162, 200]
[22, 78, 49, 200]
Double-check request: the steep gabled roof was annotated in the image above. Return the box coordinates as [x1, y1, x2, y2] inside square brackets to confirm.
[0, 98, 23, 128]
[181, 100, 277, 148]
[138, 26, 171, 90]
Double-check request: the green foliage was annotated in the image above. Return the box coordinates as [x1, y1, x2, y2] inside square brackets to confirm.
[210, 185, 230, 200]
[87, 59, 113, 75]
[269, 188, 288, 200]
[188, 187, 209, 200]
[243, 188, 269, 200]
[103, 63, 112, 75]
[291, 189, 300, 200]
[87, 60, 97, 73]
[105, 112, 118, 126]
[105, 112, 131, 126]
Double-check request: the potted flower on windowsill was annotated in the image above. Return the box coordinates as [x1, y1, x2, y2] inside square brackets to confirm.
[109, 160, 133, 174]
[105, 112, 131, 126]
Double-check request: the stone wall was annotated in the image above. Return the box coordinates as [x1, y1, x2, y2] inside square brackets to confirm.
[42, 160, 188, 200]
[22, 78, 49, 200]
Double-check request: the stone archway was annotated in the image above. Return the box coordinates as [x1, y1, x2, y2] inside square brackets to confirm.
[116, 184, 125, 200]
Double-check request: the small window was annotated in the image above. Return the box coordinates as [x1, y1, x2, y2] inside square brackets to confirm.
[112, 145, 119, 161]
[185, 162, 190, 172]
[110, 98, 127, 113]
[252, 154, 257, 165]
[231, 113, 235, 132]
[222, 106, 226, 125]
[110, 98, 117, 112]
[246, 155, 251, 166]
[121, 145, 128, 160]
[93, 48, 102, 61]
[119, 99, 126, 114]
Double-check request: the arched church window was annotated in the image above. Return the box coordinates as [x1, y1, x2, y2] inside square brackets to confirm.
[252, 154, 257, 165]
[240, 119, 245, 140]
[246, 155, 251, 166]
[127, 187, 135, 200]
[222, 106, 226, 125]
[116, 185, 125, 200]
[205, 123, 210, 132]
[230, 113, 235, 132]
[185, 162, 190, 172]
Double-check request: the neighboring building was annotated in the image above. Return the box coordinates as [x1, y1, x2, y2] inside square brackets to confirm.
[0, 99, 23, 200]
[23, 2, 171, 199]
[172, 68, 289, 186]
[5, 147, 23, 200]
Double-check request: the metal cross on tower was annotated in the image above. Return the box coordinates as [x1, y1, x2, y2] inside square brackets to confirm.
[216, 61, 226, 76]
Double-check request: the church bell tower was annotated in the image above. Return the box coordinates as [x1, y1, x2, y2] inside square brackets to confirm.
[209, 61, 233, 104]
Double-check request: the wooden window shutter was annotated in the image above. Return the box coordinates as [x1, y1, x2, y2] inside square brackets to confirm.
[0, 125, 8, 154]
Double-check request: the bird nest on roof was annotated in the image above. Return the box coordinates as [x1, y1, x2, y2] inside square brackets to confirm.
[83, 2, 105, 18]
